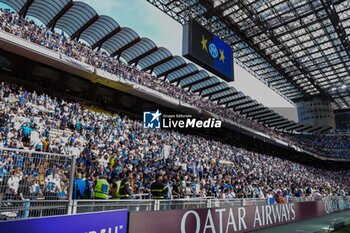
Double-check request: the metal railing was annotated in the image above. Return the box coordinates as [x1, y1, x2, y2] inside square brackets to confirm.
[73, 199, 156, 214]
[0, 147, 74, 220]
[0, 148, 73, 199]
[70, 197, 313, 214]
[289, 196, 322, 203]
[0, 199, 69, 220]
[2, 196, 349, 220]
[157, 199, 209, 211]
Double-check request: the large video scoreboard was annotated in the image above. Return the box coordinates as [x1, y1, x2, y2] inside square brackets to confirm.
[183, 19, 234, 82]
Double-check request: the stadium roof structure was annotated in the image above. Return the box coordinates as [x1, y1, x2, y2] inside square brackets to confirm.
[0, 0, 330, 133]
[146, 0, 350, 109]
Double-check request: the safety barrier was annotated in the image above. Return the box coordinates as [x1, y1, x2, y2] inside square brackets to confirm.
[289, 196, 323, 203]
[0, 148, 73, 201]
[72, 200, 156, 214]
[71, 197, 337, 214]
[0, 199, 69, 220]
[1, 195, 345, 220]
[0, 147, 74, 220]
[1, 196, 350, 233]
[71, 198, 268, 214]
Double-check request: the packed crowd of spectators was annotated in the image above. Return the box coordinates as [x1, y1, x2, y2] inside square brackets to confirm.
[0, 82, 349, 207]
[335, 120, 350, 133]
[289, 133, 350, 159]
[0, 8, 303, 145]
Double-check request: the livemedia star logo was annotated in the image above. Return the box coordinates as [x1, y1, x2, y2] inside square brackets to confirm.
[143, 110, 162, 129]
[143, 110, 222, 129]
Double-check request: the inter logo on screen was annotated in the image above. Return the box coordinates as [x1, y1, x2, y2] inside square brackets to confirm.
[209, 43, 218, 59]
[183, 19, 234, 81]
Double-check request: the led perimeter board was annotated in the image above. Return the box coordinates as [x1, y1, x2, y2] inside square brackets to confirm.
[183, 19, 234, 82]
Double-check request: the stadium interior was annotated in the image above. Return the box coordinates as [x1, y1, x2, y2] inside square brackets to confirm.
[0, 0, 349, 232]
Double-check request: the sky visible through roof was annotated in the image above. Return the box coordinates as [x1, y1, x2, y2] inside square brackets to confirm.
[0, 0, 298, 121]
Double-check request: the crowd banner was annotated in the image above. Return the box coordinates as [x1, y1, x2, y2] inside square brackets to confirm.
[59, 54, 94, 72]
[163, 144, 171, 159]
[130, 198, 350, 233]
[0, 209, 128, 233]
